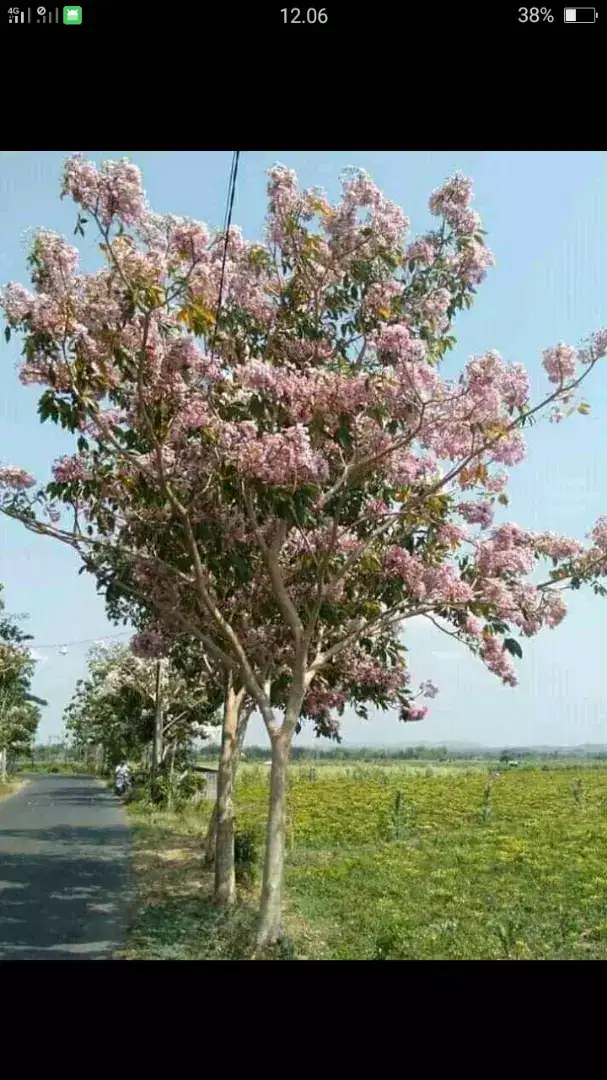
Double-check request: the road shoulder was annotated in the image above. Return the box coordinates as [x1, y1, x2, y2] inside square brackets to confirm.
[0, 778, 27, 803]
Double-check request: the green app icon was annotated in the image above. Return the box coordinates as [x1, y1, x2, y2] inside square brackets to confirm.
[63, 6, 82, 23]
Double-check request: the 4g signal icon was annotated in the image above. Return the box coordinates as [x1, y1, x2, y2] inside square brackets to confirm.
[7, 6, 82, 21]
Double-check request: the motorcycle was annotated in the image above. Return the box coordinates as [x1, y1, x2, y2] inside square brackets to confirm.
[114, 771, 132, 798]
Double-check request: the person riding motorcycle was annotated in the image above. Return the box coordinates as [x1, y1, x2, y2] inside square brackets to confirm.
[114, 762, 132, 795]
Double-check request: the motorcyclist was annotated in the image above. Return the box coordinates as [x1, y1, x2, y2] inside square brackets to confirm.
[114, 761, 132, 793]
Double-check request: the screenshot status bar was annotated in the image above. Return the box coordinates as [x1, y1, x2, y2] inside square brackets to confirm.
[3, 5, 604, 44]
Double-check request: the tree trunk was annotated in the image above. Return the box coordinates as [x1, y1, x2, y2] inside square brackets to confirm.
[0, 747, 7, 783]
[167, 740, 177, 810]
[214, 680, 248, 906]
[205, 708, 249, 866]
[151, 660, 164, 798]
[257, 731, 290, 949]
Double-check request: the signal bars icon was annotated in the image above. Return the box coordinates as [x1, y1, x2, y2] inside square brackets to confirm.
[7, 7, 62, 21]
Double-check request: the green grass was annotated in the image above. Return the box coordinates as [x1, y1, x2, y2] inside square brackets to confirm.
[19, 762, 93, 774]
[122, 763, 607, 960]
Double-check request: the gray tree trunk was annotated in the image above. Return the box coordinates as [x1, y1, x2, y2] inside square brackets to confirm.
[214, 681, 251, 905]
[151, 660, 164, 796]
[256, 731, 290, 948]
[205, 705, 249, 865]
[0, 747, 7, 783]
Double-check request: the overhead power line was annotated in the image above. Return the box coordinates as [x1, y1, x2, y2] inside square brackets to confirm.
[210, 149, 240, 360]
[28, 631, 132, 651]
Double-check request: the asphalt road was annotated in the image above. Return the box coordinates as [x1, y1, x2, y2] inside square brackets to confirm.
[0, 773, 133, 960]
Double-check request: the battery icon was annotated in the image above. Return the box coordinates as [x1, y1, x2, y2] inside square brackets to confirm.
[564, 7, 597, 20]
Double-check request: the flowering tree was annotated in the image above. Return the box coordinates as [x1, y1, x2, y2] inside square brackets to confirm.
[1, 156, 607, 943]
[0, 584, 44, 777]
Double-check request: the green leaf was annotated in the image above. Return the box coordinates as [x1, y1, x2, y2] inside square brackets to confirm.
[4, 326, 11, 343]
[503, 637, 523, 660]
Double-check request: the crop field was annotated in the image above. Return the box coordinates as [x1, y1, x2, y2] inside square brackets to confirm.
[125, 762, 607, 960]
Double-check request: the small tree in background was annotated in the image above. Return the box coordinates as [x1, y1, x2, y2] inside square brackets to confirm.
[0, 583, 44, 778]
[64, 641, 221, 779]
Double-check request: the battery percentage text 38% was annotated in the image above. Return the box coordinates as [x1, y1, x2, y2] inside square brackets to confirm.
[518, 7, 554, 20]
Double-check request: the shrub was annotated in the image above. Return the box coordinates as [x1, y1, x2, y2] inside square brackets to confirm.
[234, 828, 258, 886]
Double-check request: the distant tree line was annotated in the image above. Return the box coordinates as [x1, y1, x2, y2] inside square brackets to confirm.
[195, 743, 607, 763]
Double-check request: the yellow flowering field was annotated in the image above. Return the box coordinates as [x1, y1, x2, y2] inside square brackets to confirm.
[235, 765, 607, 959]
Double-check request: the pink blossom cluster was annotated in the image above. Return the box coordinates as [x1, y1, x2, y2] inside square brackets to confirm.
[541, 591, 568, 628]
[170, 396, 211, 438]
[423, 565, 474, 604]
[325, 168, 409, 258]
[458, 241, 496, 286]
[465, 351, 530, 411]
[373, 324, 427, 365]
[464, 614, 483, 636]
[429, 172, 475, 232]
[0, 282, 34, 325]
[387, 448, 438, 486]
[455, 498, 494, 529]
[266, 164, 300, 248]
[579, 328, 607, 365]
[542, 343, 578, 385]
[420, 288, 451, 330]
[475, 524, 537, 577]
[402, 703, 428, 722]
[169, 220, 211, 264]
[435, 522, 469, 548]
[419, 679, 439, 699]
[62, 154, 147, 228]
[29, 230, 79, 294]
[364, 278, 403, 317]
[303, 687, 347, 721]
[339, 654, 409, 695]
[588, 516, 607, 552]
[85, 409, 126, 439]
[480, 634, 518, 686]
[240, 360, 371, 425]
[533, 532, 584, 560]
[110, 235, 168, 286]
[221, 422, 329, 487]
[473, 525, 586, 582]
[485, 472, 509, 494]
[406, 237, 439, 267]
[0, 465, 36, 490]
[284, 524, 363, 559]
[130, 628, 168, 659]
[52, 455, 91, 484]
[164, 336, 221, 381]
[384, 548, 473, 605]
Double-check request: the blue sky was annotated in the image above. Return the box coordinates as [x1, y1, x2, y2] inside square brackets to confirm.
[1, 150, 607, 748]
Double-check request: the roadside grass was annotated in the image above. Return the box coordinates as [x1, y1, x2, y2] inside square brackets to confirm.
[0, 777, 25, 801]
[18, 762, 92, 775]
[121, 763, 607, 960]
[120, 801, 309, 959]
